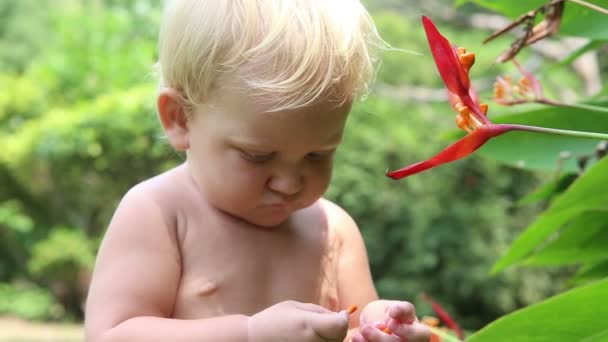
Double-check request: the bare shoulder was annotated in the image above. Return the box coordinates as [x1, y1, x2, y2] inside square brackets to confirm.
[122, 162, 202, 232]
[128, 162, 192, 211]
[100, 163, 192, 254]
[318, 197, 360, 240]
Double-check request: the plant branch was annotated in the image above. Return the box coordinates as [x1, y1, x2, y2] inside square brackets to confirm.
[536, 98, 608, 113]
[495, 98, 608, 113]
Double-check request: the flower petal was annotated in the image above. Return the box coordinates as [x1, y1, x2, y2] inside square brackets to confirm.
[421, 293, 464, 340]
[422, 16, 470, 98]
[386, 125, 509, 179]
[512, 59, 544, 98]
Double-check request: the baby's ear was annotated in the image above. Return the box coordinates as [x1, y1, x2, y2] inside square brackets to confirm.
[157, 88, 190, 150]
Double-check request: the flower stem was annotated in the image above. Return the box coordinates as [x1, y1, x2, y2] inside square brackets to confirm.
[567, 0, 608, 14]
[537, 98, 608, 113]
[503, 124, 608, 140]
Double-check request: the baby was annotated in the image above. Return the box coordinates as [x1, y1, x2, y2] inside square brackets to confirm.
[85, 1, 431, 341]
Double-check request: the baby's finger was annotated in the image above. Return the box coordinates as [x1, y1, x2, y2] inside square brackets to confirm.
[387, 302, 417, 324]
[386, 322, 432, 342]
[352, 333, 367, 342]
[360, 324, 400, 342]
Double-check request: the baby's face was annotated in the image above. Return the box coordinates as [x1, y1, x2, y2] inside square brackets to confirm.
[185, 84, 351, 228]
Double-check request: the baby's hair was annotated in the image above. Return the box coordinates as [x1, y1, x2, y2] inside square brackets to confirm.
[157, 0, 388, 112]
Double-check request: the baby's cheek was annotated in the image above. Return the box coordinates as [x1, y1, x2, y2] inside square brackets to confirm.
[311, 167, 332, 192]
[237, 170, 270, 194]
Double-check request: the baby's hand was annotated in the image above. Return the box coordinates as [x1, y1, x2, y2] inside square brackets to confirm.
[248, 300, 349, 342]
[353, 301, 431, 342]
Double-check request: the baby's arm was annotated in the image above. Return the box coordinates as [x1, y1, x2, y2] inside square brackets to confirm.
[321, 200, 379, 338]
[328, 200, 431, 342]
[85, 186, 249, 341]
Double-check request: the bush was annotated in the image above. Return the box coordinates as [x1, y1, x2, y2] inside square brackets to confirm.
[0, 282, 63, 321]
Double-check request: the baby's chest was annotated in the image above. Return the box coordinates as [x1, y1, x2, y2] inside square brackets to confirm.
[172, 222, 339, 318]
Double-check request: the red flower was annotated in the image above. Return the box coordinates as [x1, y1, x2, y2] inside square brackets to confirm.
[386, 125, 506, 179]
[494, 59, 544, 105]
[386, 16, 608, 179]
[387, 16, 513, 179]
[421, 293, 465, 340]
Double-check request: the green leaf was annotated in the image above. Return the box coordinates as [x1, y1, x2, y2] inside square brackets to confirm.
[454, 0, 547, 17]
[568, 261, 608, 286]
[522, 211, 608, 266]
[517, 173, 577, 206]
[478, 103, 608, 172]
[467, 279, 608, 342]
[493, 157, 608, 273]
[0, 200, 34, 233]
[28, 227, 95, 277]
[560, 0, 608, 40]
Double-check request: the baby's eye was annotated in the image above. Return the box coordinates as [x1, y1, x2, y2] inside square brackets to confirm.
[306, 150, 335, 161]
[240, 150, 276, 163]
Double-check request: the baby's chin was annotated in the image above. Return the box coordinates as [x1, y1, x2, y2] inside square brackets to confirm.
[242, 211, 293, 229]
[241, 205, 307, 229]
[220, 199, 317, 228]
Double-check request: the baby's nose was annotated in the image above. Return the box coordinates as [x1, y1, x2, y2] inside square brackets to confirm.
[267, 169, 304, 196]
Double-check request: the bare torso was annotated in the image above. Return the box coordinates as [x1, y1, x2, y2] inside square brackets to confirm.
[144, 164, 341, 319]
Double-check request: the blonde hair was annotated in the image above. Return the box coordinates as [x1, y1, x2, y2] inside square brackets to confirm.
[158, 0, 385, 111]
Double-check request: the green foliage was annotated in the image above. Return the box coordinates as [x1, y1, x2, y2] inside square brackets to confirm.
[0, 1, 53, 72]
[468, 279, 608, 342]
[522, 211, 608, 267]
[0, 283, 62, 321]
[516, 173, 577, 205]
[493, 156, 608, 274]
[0, 0, 174, 319]
[25, 7, 159, 105]
[568, 260, 608, 286]
[28, 228, 95, 279]
[0, 200, 36, 281]
[454, 0, 548, 17]
[478, 104, 608, 172]
[444, 1, 608, 340]
[372, 12, 429, 86]
[0, 200, 34, 234]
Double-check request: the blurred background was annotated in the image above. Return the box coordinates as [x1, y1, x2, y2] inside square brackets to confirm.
[0, 0, 604, 340]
